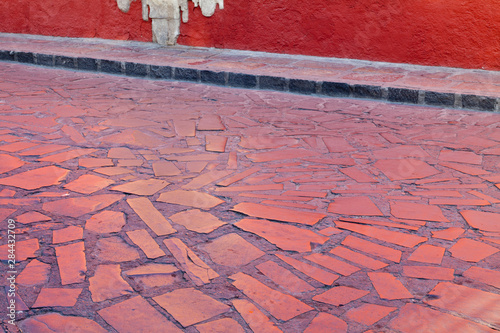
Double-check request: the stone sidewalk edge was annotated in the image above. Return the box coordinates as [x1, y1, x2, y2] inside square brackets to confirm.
[1, 49, 499, 113]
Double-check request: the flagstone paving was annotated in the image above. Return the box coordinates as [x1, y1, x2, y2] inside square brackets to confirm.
[0, 60, 499, 333]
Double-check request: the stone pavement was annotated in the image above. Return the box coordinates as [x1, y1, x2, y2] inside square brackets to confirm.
[1, 33, 500, 113]
[0, 44, 499, 332]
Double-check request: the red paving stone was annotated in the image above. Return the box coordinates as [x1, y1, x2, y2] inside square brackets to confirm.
[1, 57, 499, 332]
[304, 313, 347, 333]
[154, 288, 230, 327]
[313, 286, 369, 306]
[19, 313, 107, 332]
[232, 299, 283, 333]
[368, 272, 413, 300]
[32, 288, 82, 307]
[235, 218, 329, 252]
[425, 282, 500, 324]
[345, 303, 397, 326]
[230, 272, 313, 321]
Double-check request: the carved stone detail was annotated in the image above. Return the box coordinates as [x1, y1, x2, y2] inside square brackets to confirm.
[117, 0, 223, 45]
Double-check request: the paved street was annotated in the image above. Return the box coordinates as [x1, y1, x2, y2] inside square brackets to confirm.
[0, 59, 499, 332]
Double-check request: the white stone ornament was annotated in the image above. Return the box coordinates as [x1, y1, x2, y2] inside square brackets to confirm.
[193, 0, 224, 17]
[116, 0, 223, 46]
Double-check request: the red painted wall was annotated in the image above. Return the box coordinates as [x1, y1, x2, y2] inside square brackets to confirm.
[1, 0, 499, 70]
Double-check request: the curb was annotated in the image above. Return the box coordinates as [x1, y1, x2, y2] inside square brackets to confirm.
[1, 49, 498, 113]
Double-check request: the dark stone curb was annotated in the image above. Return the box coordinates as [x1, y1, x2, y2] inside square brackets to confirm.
[1, 49, 498, 113]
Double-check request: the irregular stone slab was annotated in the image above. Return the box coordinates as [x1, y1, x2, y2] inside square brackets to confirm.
[390, 303, 497, 333]
[0, 238, 39, 261]
[79, 157, 114, 168]
[305, 253, 360, 276]
[439, 161, 489, 176]
[198, 115, 226, 131]
[108, 147, 136, 159]
[43, 194, 124, 218]
[449, 238, 499, 262]
[200, 233, 264, 267]
[374, 159, 440, 181]
[368, 272, 413, 300]
[126, 229, 165, 258]
[0, 141, 39, 152]
[0, 153, 25, 174]
[313, 286, 369, 306]
[230, 272, 313, 321]
[163, 238, 218, 285]
[304, 313, 348, 333]
[53, 226, 83, 244]
[157, 190, 224, 209]
[346, 303, 397, 326]
[169, 209, 226, 233]
[153, 288, 230, 327]
[85, 210, 126, 233]
[98, 296, 183, 333]
[89, 264, 133, 302]
[101, 129, 164, 147]
[183, 170, 233, 189]
[463, 266, 500, 289]
[330, 246, 388, 270]
[232, 299, 283, 333]
[0, 189, 15, 197]
[39, 148, 97, 163]
[232, 202, 326, 225]
[64, 174, 115, 194]
[276, 253, 339, 285]
[174, 120, 196, 136]
[430, 198, 490, 206]
[425, 282, 500, 324]
[187, 161, 208, 173]
[256, 260, 314, 293]
[152, 160, 181, 176]
[95, 237, 140, 262]
[205, 135, 227, 152]
[127, 197, 176, 236]
[246, 148, 320, 162]
[0, 208, 16, 221]
[328, 196, 383, 216]
[372, 145, 430, 160]
[93, 167, 133, 176]
[408, 244, 445, 264]
[55, 241, 86, 285]
[16, 211, 51, 224]
[431, 227, 465, 240]
[217, 167, 260, 186]
[112, 179, 169, 196]
[165, 153, 219, 162]
[195, 318, 245, 333]
[322, 134, 358, 152]
[439, 149, 482, 165]
[159, 147, 195, 154]
[32, 288, 82, 307]
[17, 259, 50, 286]
[239, 136, 298, 149]
[19, 313, 107, 333]
[124, 263, 178, 276]
[215, 183, 283, 192]
[460, 210, 500, 233]
[235, 218, 328, 252]
[0, 165, 69, 190]
[403, 266, 454, 280]
[124, 263, 179, 288]
[19, 144, 70, 157]
[336, 221, 427, 248]
[390, 201, 449, 222]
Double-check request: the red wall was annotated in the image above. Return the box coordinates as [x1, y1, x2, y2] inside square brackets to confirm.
[1, 0, 499, 70]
